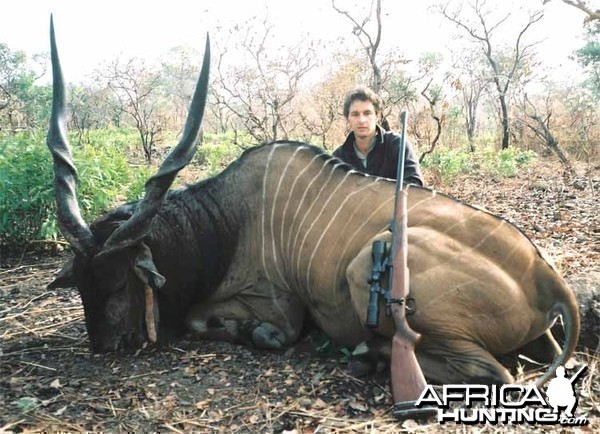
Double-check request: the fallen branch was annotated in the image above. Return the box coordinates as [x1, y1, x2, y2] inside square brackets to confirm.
[0, 420, 26, 432]
[520, 93, 575, 178]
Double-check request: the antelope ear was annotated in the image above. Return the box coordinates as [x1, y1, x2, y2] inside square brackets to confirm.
[133, 243, 166, 290]
[48, 259, 75, 289]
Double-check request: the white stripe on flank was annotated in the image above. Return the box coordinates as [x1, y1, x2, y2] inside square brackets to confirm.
[305, 177, 382, 296]
[408, 201, 516, 275]
[326, 190, 383, 293]
[407, 189, 436, 213]
[294, 168, 350, 289]
[279, 153, 324, 255]
[291, 162, 343, 281]
[269, 146, 307, 290]
[261, 143, 281, 282]
[406, 197, 480, 251]
[467, 219, 510, 258]
[286, 160, 335, 265]
[331, 195, 394, 307]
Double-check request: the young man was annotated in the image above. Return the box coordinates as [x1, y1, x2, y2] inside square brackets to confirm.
[332, 86, 424, 187]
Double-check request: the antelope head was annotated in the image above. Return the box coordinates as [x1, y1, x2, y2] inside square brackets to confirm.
[46, 16, 210, 352]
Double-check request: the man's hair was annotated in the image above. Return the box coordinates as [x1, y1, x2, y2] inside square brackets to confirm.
[343, 86, 382, 118]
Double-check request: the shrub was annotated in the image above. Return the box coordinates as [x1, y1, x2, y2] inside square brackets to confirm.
[482, 146, 536, 177]
[0, 132, 55, 244]
[194, 142, 244, 177]
[421, 145, 536, 182]
[0, 131, 152, 246]
[203, 131, 255, 148]
[420, 146, 475, 181]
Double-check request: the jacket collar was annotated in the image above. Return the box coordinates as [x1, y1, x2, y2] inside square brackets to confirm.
[343, 124, 384, 150]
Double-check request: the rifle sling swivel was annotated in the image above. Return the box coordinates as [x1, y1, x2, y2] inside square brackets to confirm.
[388, 297, 405, 305]
[387, 296, 416, 315]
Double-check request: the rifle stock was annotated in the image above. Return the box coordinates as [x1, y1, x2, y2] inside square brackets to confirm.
[389, 189, 427, 411]
[388, 113, 435, 419]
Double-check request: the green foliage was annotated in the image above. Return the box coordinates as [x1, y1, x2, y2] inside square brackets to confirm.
[82, 128, 141, 154]
[0, 44, 51, 130]
[194, 132, 247, 177]
[382, 70, 418, 105]
[0, 132, 54, 244]
[481, 146, 536, 177]
[75, 139, 152, 213]
[421, 145, 536, 182]
[314, 337, 352, 362]
[203, 130, 255, 147]
[575, 22, 600, 98]
[422, 147, 475, 180]
[195, 144, 244, 177]
[0, 131, 152, 246]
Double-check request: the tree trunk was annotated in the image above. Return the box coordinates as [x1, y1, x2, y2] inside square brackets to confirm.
[521, 105, 575, 176]
[140, 130, 152, 164]
[419, 79, 444, 163]
[500, 94, 510, 149]
[465, 92, 478, 152]
[419, 115, 442, 164]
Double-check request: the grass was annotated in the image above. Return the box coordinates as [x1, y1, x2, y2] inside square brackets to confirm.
[0, 130, 152, 245]
[1, 128, 540, 247]
[420, 144, 537, 183]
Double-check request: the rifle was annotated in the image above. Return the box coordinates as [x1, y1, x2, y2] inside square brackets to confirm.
[366, 240, 388, 328]
[388, 111, 434, 418]
[568, 365, 588, 385]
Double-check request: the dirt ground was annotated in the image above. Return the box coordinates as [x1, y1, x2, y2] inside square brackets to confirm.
[0, 158, 598, 433]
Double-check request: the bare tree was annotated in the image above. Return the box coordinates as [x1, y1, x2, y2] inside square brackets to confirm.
[213, 17, 316, 143]
[299, 83, 342, 148]
[331, 0, 395, 129]
[418, 78, 446, 163]
[300, 56, 365, 148]
[562, 83, 599, 157]
[69, 85, 95, 144]
[543, 0, 600, 23]
[331, 0, 432, 132]
[519, 93, 575, 175]
[408, 52, 449, 163]
[450, 50, 489, 151]
[69, 84, 123, 144]
[439, 0, 543, 149]
[331, 0, 383, 93]
[99, 57, 163, 163]
[207, 87, 236, 135]
[160, 46, 201, 132]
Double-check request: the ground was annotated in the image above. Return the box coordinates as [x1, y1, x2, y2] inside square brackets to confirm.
[0, 158, 598, 433]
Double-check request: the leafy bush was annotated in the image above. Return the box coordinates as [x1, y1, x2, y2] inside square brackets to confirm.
[421, 145, 536, 182]
[194, 141, 244, 177]
[421, 147, 475, 180]
[482, 146, 536, 177]
[0, 131, 152, 246]
[0, 132, 55, 244]
[203, 131, 255, 148]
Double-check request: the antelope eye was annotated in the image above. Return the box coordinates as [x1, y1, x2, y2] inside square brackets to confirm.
[93, 267, 127, 294]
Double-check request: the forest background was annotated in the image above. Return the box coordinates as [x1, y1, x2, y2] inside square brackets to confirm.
[0, 0, 598, 246]
[0, 1, 599, 431]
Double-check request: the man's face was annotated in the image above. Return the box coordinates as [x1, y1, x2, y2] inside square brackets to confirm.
[347, 99, 377, 140]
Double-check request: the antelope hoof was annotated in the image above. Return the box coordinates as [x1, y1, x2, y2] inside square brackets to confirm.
[252, 322, 287, 349]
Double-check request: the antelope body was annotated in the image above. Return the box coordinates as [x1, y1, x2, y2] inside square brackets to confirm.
[47, 20, 578, 386]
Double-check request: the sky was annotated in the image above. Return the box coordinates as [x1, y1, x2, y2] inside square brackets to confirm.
[0, 0, 591, 84]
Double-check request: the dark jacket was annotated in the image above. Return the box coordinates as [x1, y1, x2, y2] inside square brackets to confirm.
[332, 125, 424, 186]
